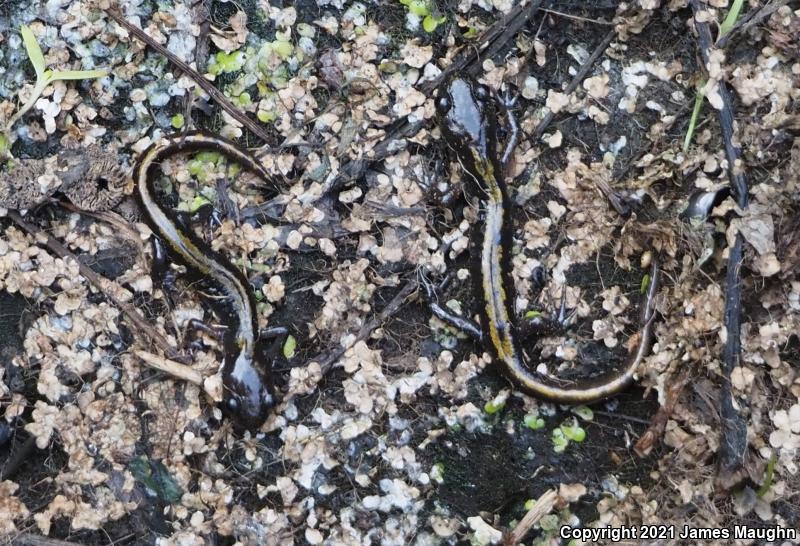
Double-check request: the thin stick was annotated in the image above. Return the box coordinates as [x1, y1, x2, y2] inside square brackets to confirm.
[532, 28, 617, 141]
[316, 278, 418, 376]
[715, 0, 790, 49]
[634, 368, 691, 457]
[12, 534, 83, 546]
[322, 0, 544, 197]
[539, 8, 614, 26]
[505, 489, 558, 544]
[135, 350, 205, 387]
[690, 0, 749, 493]
[104, 5, 274, 146]
[5, 210, 181, 360]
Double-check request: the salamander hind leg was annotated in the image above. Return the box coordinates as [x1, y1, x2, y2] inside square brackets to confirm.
[419, 271, 483, 341]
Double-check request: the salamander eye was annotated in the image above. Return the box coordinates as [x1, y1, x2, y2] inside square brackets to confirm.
[436, 95, 450, 113]
[475, 85, 490, 101]
[226, 398, 240, 413]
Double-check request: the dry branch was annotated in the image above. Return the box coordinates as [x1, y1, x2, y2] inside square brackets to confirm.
[5, 210, 180, 360]
[690, 0, 749, 493]
[104, 5, 275, 146]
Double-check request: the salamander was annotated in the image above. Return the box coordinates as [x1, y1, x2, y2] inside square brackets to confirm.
[434, 75, 660, 403]
[134, 132, 277, 429]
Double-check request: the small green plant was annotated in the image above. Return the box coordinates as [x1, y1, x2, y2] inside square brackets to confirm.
[523, 412, 545, 430]
[3, 25, 108, 149]
[757, 453, 777, 497]
[682, 0, 744, 152]
[640, 271, 653, 294]
[171, 113, 185, 129]
[552, 418, 587, 452]
[283, 335, 297, 359]
[398, 0, 446, 33]
[484, 399, 504, 414]
[571, 405, 593, 421]
[682, 84, 705, 152]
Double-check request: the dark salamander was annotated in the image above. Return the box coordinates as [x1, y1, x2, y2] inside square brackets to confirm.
[435, 76, 660, 403]
[134, 132, 278, 430]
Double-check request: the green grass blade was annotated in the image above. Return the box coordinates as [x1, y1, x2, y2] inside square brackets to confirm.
[683, 85, 705, 152]
[51, 69, 109, 81]
[719, 0, 745, 37]
[20, 25, 46, 78]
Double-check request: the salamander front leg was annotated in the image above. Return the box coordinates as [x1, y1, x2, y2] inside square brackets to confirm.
[498, 85, 520, 170]
[418, 158, 462, 208]
[420, 272, 483, 341]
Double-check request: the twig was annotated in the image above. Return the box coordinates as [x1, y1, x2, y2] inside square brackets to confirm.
[320, 121, 425, 195]
[185, 0, 212, 121]
[634, 367, 691, 457]
[539, 8, 614, 26]
[593, 410, 652, 425]
[504, 489, 558, 545]
[5, 210, 181, 360]
[104, 5, 274, 145]
[135, 350, 207, 390]
[715, 0, 790, 49]
[11, 534, 83, 546]
[316, 277, 418, 376]
[532, 28, 617, 141]
[457, 0, 545, 85]
[322, 0, 544, 197]
[690, 0, 749, 493]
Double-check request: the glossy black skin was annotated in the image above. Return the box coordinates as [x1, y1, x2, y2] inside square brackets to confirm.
[436, 76, 503, 195]
[134, 132, 278, 430]
[434, 75, 660, 403]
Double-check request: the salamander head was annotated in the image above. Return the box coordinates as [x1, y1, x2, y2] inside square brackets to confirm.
[222, 352, 276, 431]
[435, 75, 498, 173]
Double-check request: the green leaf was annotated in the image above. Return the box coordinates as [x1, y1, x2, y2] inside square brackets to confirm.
[283, 335, 296, 359]
[171, 113, 185, 129]
[552, 427, 569, 453]
[0, 133, 9, 157]
[128, 457, 183, 504]
[189, 195, 211, 213]
[640, 273, 651, 295]
[257, 109, 276, 123]
[212, 50, 246, 74]
[523, 498, 536, 510]
[571, 405, 594, 421]
[561, 419, 586, 442]
[195, 151, 222, 164]
[51, 68, 108, 81]
[20, 25, 46, 78]
[422, 14, 445, 33]
[484, 398, 505, 414]
[539, 514, 559, 532]
[523, 413, 545, 430]
[227, 163, 241, 178]
[237, 92, 252, 107]
[408, 0, 430, 16]
[719, 0, 745, 37]
[525, 309, 543, 319]
[272, 40, 293, 60]
[430, 463, 445, 483]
